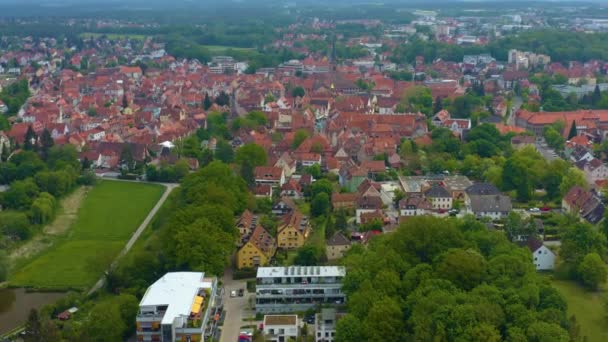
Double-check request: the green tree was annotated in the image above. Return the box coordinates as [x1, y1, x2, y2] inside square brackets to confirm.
[215, 139, 234, 163]
[203, 92, 212, 110]
[291, 86, 305, 98]
[559, 168, 587, 196]
[311, 179, 333, 198]
[335, 314, 363, 342]
[526, 322, 569, 342]
[560, 223, 607, 277]
[364, 296, 405, 341]
[436, 249, 487, 290]
[215, 91, 230, 106]
[85, 300, 127, 342]
[292, 129, 310, 149]
[311, 192, 330, 217]
[119, 144, 134, 171]
[294, 245, 320, 266]
[235, 143, 267, 185]
[23, 125, 37, 151]
[568, 120, 578, 140]
[578, 252, 607, 290]
[3, 178, 40, 210]
[39, 128, 54, 160]
[171, 218, 235, 275]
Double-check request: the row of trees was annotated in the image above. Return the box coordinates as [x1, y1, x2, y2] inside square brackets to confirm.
[336, 216, 578, 341]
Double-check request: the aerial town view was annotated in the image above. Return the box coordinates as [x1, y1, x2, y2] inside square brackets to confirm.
[2, 0, 608, 341]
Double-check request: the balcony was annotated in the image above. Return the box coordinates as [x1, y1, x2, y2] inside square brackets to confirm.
[256, 282, 342, 289]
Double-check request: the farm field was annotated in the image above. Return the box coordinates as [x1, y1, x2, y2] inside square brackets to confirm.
[9, 181, 164, 290]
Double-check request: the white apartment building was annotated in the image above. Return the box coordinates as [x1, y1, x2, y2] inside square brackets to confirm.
[255, 266, 346, 313]
[136, 272, 220, 342]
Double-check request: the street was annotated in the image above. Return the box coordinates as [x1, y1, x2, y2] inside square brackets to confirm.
[535, 138, 561, 161]
[219, 266, 257, 342]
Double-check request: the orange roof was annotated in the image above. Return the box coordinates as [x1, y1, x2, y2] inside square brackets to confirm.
[494, 123, 526, 135]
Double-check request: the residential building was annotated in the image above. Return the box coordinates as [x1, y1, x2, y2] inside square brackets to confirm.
[255, 266, 347, 313]
[562, 186, 605, 224]
[315, 309, 342, 342]
[236, 209, 258, 245]
[272, 196, 297, 216]
[325, 232, 352, 260]
[263, 315, 299, 342]
[577, 158, 608, 185]
[398, 195, 433, 216]
[236, 225, 277, 269]
[331, 192, 357, 210]
[277, 210, 310, 249]
[136, 272, 219, 342]
[424, 184, 452, 210]
[526, 238, 556, 271]
[511, 135, 536, 150]
[254, 166, 286, 187]
[465, 183, 512, 220]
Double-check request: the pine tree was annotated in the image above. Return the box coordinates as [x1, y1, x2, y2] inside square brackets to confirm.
[40, 128, 54, 159]
[433, 96, 443, 114]
[592, 84, 601, 106]
[23, 125, 37, 151]
[568, 120, 578, 140]
[203, 92, 212, 110]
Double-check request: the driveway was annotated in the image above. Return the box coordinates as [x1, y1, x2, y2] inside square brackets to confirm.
[219, 266, 257, 342]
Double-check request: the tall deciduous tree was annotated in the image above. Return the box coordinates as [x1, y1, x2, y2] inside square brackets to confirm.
[578, 252, 607, 290]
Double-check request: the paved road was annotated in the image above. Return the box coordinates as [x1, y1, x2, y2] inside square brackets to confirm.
[219, 266, 256, 342]
[87, 181, 178, 295]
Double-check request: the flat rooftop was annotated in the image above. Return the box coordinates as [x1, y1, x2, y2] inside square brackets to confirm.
[264, 315, 298, 326]
[139, 272, 213, 325]
[257, 266, 345, 278]
[257, 266, 346, 278]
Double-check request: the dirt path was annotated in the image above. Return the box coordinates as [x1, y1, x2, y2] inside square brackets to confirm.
[9, 186, 89, 264]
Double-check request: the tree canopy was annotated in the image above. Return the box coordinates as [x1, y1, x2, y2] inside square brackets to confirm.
[337, 216, 574, 341]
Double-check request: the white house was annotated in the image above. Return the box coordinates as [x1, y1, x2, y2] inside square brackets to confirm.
[527, 238, 556, 271]
[424, 185, 453, 210]
[263, 315, 299, 342]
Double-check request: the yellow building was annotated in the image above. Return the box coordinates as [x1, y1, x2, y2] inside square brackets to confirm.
[277, 210, 310, 249]
[237, 225, 276, 269]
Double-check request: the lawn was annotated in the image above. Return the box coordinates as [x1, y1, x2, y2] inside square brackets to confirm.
[80, 32, 147, 40]
[202, 45, 254, 54]
[10, 181, 164, 290]
[550, 278, 608, 341]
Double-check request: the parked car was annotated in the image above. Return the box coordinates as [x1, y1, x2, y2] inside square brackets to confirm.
[238, 289, 245, 297]
[529, 207, 540, 213]
[230, 290, 237, 298]
[305, 315, 315, 324]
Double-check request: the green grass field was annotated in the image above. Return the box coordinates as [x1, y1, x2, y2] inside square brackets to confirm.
[550, 279, 608, 341]
[10, 181, 164, 290]
[202, 45, 254, 54]
[80, 33, 147, 40]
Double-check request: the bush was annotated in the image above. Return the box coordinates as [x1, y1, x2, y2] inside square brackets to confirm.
[233, 268, 257, 280]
